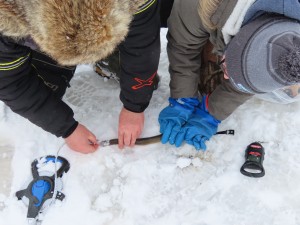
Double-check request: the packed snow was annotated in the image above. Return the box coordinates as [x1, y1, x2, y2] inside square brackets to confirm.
[1, 29, 300, 225]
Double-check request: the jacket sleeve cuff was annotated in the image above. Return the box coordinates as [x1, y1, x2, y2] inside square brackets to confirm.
[62, 121, 79, 138]
[208, 80, 253, 120]
[120, 94, 149, 113]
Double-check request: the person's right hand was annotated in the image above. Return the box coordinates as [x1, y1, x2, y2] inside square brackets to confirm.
[158, 97, 200, 145]
[64, 123, 99, 154]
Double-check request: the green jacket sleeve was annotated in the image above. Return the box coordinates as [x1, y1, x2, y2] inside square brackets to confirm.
[167, 0, 209, 98]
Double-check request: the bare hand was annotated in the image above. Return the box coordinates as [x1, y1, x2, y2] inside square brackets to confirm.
[65, 123, 99, 154]
[118, 107, 144, 149]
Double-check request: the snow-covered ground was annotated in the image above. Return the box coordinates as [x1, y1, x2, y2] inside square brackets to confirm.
[1, 29, 300, 225]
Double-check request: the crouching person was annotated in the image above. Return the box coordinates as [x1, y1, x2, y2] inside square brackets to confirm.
[0, 0, 160, 153]
[159, 0, 300, 150]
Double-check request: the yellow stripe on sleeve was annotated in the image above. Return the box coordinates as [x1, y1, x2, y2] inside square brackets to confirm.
[135, 0, 156, 14]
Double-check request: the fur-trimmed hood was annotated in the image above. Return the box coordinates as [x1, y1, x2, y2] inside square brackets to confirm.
[0, 0, 146, 65]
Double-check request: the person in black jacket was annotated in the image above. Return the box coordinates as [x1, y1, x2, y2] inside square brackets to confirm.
[0, 0, 170, 153]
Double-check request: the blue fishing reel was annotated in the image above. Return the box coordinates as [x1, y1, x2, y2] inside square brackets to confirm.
[16, 156, 70, 224]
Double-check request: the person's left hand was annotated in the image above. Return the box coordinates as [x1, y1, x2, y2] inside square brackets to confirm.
[118, 107, 144, 149]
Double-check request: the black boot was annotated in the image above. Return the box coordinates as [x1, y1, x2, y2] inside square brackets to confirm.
[153, 73, 160, 90]
[94, 49, 120, 82]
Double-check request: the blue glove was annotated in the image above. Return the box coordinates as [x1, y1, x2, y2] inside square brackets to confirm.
[158, 97, 200, 145]
[175, 96, 220, 150]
